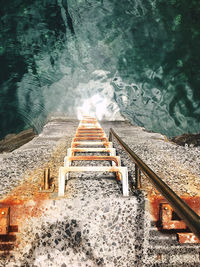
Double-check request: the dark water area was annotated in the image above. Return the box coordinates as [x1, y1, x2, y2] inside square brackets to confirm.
[0, 0, 200, 139]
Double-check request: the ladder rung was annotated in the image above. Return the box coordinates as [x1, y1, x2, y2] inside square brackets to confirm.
[58, 117, 129, 197]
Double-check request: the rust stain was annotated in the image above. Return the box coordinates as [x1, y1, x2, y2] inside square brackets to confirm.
[148, 195, 200, 222]
[178, 233, 200, 244]
[0, 177, 49, 254]
[0, 139, 68, 253]
[0, 178, 49, 227]
[148, 195, 164, 222]
[160, 203, 187, 230]
[148, 194, 200, 243]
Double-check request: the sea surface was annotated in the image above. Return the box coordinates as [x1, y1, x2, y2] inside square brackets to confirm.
[0, 0, 200, 138]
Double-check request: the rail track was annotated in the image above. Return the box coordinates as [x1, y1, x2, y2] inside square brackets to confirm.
[0, 116, 199, 266]
[58, 116, 200, 243]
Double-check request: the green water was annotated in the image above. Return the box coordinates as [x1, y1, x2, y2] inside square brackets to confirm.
[0, 0, 200, 138]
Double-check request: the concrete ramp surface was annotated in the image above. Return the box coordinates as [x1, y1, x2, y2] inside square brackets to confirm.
[0, 118, 199, 266]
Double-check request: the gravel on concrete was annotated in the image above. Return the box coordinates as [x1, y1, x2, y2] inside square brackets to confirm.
[0, 118, 199, 267]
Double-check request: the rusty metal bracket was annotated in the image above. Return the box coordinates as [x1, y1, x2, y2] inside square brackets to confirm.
[0, 208, 10, 235]
[109, 128, 200, 241]
[177, 233, 200, 243]
[39, 184, 55, 193]
[160, 203, 187, 230]
[160, 203, 200, 243]
[39, 168, 55, 193]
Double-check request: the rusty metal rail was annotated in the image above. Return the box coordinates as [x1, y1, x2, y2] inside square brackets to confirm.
[109, 128, 200, 240]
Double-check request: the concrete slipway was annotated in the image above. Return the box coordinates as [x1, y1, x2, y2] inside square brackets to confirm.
[0, 118, 199, 266]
